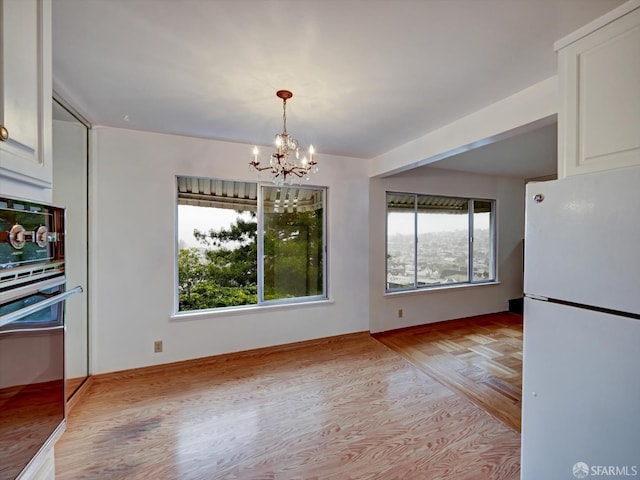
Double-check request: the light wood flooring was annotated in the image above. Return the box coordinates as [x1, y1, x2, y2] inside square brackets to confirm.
[55, 330, 521, 480]
[375, 312, 523, 432]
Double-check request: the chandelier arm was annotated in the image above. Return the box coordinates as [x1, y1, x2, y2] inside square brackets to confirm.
[250, 163, 274, 172]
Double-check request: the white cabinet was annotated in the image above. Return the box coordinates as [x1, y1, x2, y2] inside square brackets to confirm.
[0, 0, 52, 189]
[556, 1, 640, 178]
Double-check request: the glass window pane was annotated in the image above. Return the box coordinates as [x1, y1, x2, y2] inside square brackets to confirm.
[262, 186, 324, 301]
[473, 200, 494, 281]
[417, 196, 469, 286]
[177, 178, 258, 311]
[385, 192, 496, 292]
[386, 193, 415, 290]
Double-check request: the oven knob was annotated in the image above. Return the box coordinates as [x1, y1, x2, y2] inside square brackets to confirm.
[35, 226, 49, 248]
[9, 224, 26, 249]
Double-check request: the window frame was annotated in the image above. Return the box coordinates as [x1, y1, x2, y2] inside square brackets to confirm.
[257, 184, 328, 306]
[175, 176, 328, 314]
[385, 191, 497, 293]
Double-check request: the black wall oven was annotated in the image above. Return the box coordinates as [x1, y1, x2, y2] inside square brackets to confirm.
[0, 197, 81, 479]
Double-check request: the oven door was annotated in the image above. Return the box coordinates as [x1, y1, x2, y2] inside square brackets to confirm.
[0, 277, 82, 480]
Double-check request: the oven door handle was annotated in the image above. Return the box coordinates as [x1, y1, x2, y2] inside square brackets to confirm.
[0, 285, 83, 329]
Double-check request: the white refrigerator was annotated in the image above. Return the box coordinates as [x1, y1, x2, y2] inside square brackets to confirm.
[521, 166, 640, 479]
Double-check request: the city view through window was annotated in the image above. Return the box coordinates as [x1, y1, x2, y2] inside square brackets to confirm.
[386, 194, 495, 290]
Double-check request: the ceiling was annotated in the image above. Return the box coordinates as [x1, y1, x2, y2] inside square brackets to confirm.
[52, 0, 625, 178]
[426, 121, 558, 179]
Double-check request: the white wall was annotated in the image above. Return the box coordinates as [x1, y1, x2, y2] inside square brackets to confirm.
[369, 167, 525, 333]
[52, 119, 88, 380]
[90, 126, 370, 374]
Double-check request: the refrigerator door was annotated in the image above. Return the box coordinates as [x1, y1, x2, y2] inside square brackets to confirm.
[521, 298, 640, 479]
[524, 166, 640, 316]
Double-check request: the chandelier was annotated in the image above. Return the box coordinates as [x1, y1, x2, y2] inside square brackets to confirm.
[250, 90, 317, 185]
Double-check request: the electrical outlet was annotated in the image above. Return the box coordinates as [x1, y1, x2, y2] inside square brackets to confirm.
[398, 308, 403, 318]
[154, 340, 163, 353]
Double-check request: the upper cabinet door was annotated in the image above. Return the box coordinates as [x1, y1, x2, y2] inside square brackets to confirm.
[0, 0, 52, 188]
[556, 2, 640, 178]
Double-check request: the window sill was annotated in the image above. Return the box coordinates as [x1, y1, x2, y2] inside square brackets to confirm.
[170, 298, 334, 322]
[384, 281, 501, 298]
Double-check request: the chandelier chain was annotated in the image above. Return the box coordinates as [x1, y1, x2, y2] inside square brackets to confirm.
[282, 99, 288, 135]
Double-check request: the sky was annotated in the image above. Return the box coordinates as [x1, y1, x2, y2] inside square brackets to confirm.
[388, 212, 469, 235]
[178, 205, 253, 248]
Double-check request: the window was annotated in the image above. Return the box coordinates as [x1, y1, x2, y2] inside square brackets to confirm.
[176, 176, 326, 312]
[386, 193, 495, 291]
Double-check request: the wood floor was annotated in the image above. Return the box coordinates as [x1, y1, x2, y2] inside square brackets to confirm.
[55, 329, 521, 480]
[375, 312, 523, 432]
